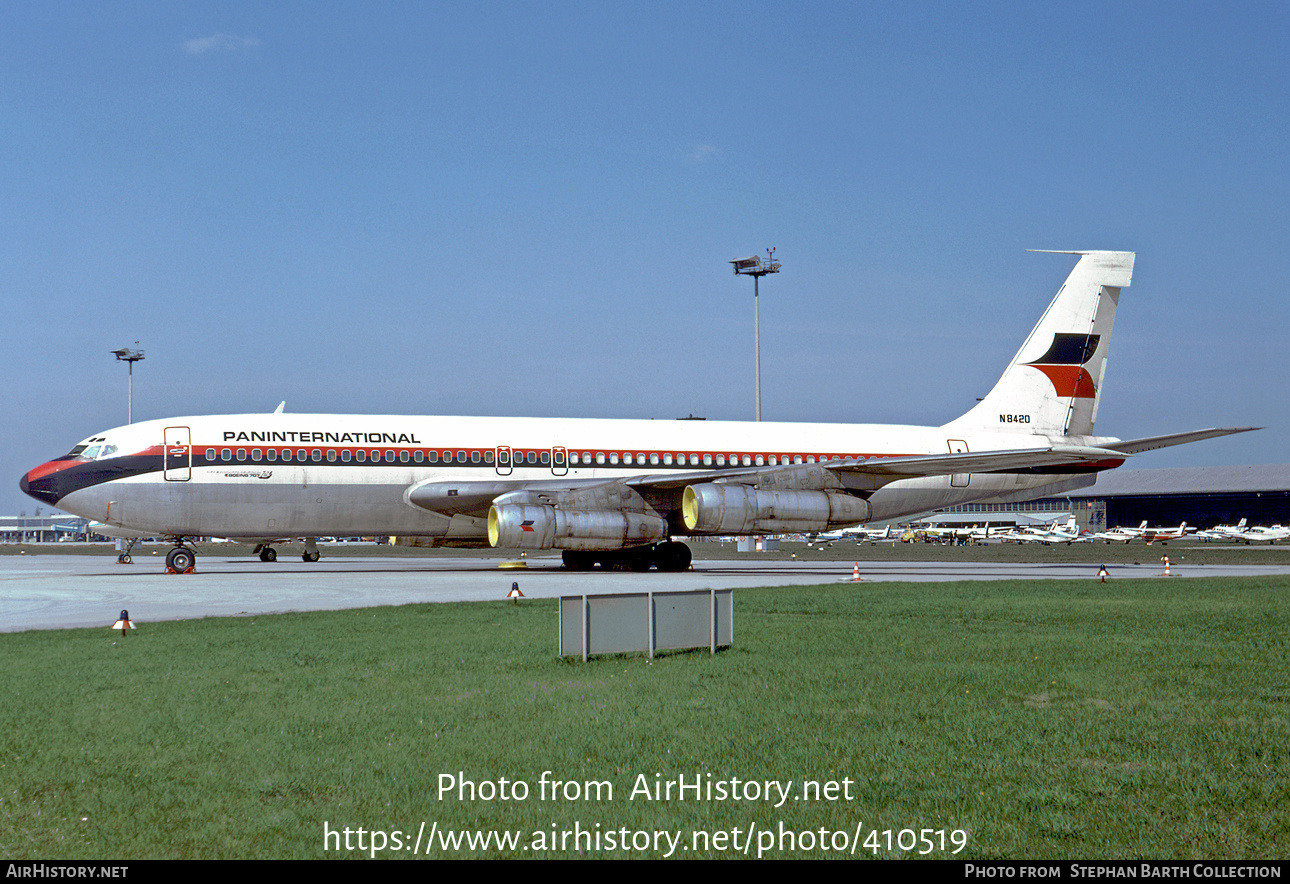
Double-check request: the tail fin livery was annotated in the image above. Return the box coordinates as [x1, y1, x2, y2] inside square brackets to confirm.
[945, 250, 1135, 438]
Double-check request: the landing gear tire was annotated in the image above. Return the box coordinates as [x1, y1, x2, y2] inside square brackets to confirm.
[302, 549, 321, 563]
[562, 550, 597, 571]
[655, 541, 692, 572]
[166, 547, 195, 574]
[259, 547, 277, 563]
[626, 548, 654, 572]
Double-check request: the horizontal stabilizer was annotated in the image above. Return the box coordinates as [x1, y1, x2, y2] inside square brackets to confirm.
[1102, 427, 1261, 454]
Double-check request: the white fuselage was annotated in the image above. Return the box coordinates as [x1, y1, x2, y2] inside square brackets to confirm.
[49, 412, 1113, 542]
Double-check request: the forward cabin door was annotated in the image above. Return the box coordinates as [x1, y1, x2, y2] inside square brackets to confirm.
[164, 426, 192, 482]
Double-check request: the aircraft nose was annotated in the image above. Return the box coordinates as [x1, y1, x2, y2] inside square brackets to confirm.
[20, 460, 69, 508]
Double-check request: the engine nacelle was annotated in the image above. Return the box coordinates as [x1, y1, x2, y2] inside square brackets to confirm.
[681, 483, 871, 535]
[488, 503, 669, 551]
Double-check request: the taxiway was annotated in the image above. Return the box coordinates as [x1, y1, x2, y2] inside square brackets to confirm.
[4, 553, 1290, 633]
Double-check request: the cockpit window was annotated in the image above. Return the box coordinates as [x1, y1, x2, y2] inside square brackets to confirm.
[71, 443, 120, 461]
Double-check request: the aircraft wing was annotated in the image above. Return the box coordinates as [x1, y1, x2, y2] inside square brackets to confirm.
[809, 445, 1127, 492]
[405, 444, 1130, 518]
[613, 445, 1131, 493]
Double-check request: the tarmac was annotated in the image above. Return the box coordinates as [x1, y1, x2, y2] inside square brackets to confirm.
[5, 551, 1290, 633]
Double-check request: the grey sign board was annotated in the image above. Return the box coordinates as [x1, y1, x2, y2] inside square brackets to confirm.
[559, 589, 733, 661]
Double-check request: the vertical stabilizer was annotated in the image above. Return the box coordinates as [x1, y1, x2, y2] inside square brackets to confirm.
[944, 250, 1134, 438]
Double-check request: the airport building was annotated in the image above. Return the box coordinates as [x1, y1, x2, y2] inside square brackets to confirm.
[1, 514, 94, 543]
[933, 464, 1290, 533]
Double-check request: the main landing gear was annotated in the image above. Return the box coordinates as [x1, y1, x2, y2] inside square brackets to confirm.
[165, 542, 197, 574]
[251, 538, 321, 563]
[562, 541, 692, 573]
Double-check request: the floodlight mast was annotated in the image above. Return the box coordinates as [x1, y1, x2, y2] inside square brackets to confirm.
[111, 346, 144, 424]
[730, 248, 781, 421]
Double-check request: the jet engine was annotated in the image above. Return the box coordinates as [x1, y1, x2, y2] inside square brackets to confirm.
[487, 503, 669, 551]
[681, 483, 872, 535]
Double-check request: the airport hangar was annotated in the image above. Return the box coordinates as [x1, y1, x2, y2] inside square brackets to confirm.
[927, 464, 1290, 533]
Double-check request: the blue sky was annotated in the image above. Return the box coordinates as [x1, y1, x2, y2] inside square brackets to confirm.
[3, 2, 1286, 516]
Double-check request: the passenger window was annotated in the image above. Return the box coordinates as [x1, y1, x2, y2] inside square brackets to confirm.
[403, 451, 412, 463]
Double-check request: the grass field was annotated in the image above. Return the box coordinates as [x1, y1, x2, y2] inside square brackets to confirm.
[3, 575, 1289, 859]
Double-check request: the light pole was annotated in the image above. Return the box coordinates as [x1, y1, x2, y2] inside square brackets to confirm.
[111, 346, 144, 424]
[730, 249, 781, 421]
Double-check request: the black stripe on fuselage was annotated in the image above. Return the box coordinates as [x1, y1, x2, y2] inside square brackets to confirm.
[21, 456, 165, 506]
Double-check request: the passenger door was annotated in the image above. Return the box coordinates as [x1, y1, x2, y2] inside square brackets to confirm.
[164, 426, 191, 482]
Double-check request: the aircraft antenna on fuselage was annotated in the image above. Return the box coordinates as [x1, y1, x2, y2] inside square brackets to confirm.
[274, 402, 286, 414]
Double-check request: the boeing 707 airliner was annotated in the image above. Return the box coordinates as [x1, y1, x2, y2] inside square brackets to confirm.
[20, 251, 1255, 573]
